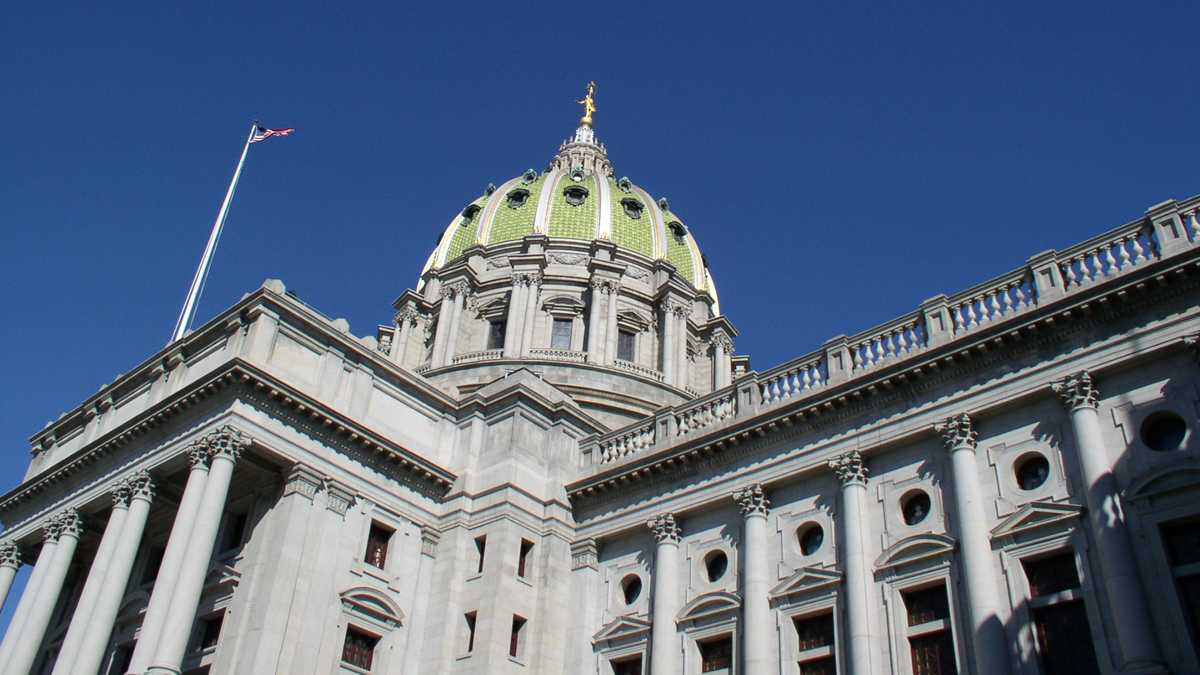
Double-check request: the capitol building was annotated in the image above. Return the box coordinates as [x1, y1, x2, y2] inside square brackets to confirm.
[1, 92, 1199, 675]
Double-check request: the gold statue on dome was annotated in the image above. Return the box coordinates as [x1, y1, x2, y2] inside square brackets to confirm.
[577, 81, 597, 126]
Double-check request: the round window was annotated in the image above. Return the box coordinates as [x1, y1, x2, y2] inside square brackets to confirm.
[620, 574, 642, 605]
[1140, 411, 1188, 452]
[703, 550, 728, 582]
[1015, 453, 1051, 491]
[797, 524, 824, 556]
[901, 491, 931, 526]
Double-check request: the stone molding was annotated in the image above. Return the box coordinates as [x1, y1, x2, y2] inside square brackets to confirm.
[647, 513, 681, 544]
[732, 483, 770, 518]
[828, 451, 869, 486]
[0, 541, 18, 569]
[935, 413, 978, 451]
[1052, 370, 1099, 411]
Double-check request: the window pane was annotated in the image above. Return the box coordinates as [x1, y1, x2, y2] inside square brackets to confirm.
[1023, 552, 1081, 598]
[799, 657, 836, 675]
[1177, 573, 1200, 660]
[910, 631, 957, 675]
[699, 636, 732, 672]
[617, 330, 636, 362]
[365, 523, 391, 569]
[612, 656, 643, 675]
[551, 319, 572, 350]
[795, 612, 835, 651]
[342, 627, 378, 670]
[1032, 600, 1099, 675]
[488, 320, 507, 350]
[1162, 520, 1200, 567]
[904, 586, 951, 626]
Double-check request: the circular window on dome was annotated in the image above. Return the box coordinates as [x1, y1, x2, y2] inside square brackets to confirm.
[901, 490, 932, 526]
[506, 188, 531, 209]
[797, 523, 824, 556]
[1014, 453, 1051, 491]
[703, 550, 728, 583]
[621, 198, 644, 220]
[620, 574, 642, 605]
[1141, 411, 1188, 452]
[563, 185, 589, 207]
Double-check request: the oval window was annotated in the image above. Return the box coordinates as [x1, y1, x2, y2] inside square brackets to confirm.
[521, 169, 538, 184]
[621, 574, 642, 605]
[703, 550, 728, 582]
[621, 198, 643, 219]
[797, 524, 824, 556]
[901, 491, 931, 526]
[563, 185, 588, 206]
[506, 188, 530, 209]
[1141, 411, 1188, 452]
[1015, 453, 1051, 491]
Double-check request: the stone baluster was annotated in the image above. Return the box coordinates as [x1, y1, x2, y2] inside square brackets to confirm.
[6, 509, 83, 675]
[1052, 372, 1164, 671]
[647, 513, 682, 675]
[52, 483, 134, 674]
[732, 484, 772, 673]
[0, 542, 19, 611]
[146, 426, 248, 675]
[935, 414, 1010, 675]
[0, 520, 60, 671]
[1187, 207, 1200, 241]
[829, 451, 880, 675]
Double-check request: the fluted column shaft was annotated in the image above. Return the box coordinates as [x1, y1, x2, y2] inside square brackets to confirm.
[444, 289, 466, 362]
[586, 281, 604, 363]
[74, 472, 154, 675]
[829, 451, 878, 675]
[504, 278, 525, 357]
[391, 309, 416, 366]
[712, 338, 731, 389]
[1053, 372, 1163, 670]
[7, 509, 83, 675]
[674, 307, 689, 389]
[604, 283, 619, 362]
[733, 484, 771, 673]
[937, 414, 1010, 675]
[661, 305, 677, 384]
[126, 447, 212, 674]
[52, 488, 132, 675]
[147, 427, 246, 675]
[0, 542, 20, 612]
[521, 274, 540, 356]
[0, 523, 60, 672]
[648, 514, 682, 675]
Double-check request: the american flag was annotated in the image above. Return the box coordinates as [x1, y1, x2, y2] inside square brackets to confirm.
[251, 126, 294, 143]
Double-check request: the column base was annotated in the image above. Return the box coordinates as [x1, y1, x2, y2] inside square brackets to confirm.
[145, 664, 183, 675]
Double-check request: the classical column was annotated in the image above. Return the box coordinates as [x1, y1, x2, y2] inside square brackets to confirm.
[147, 427, 247, 675]
[1052, 371, 1164, 670]
[586, 279, 606, 363]
[126, 443, 213, 674]
[51, 483, 134, 675]
[674, 304, 690, 390]
[712, 334, 733, 389]
[7, 509, 83, 675]
[829, 451, 879, 675]
[430, 283, 459, 367]
[391, 307, 418, 366]
[648, 513, 682, 675]
[504, 276, 525, 357]
[661, 304, 677, 384]
[73, 471, 154, 675]
[443, 282, 468, 363]
[732, 484, 772, 673]
[0, 542, 19, 611]
[604, 281, 620, 362]
[401, 528, 440, 673]
[935, 414, 1010, 675]
[520, 272, 541, 355]
[0, 520, 59, 672]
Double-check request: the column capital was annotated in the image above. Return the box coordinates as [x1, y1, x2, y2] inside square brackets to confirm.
[55, 508, 84, 540]
[283, 464, 323, 502]
[325, 481, 355, 516]
[710, 332, 734, 354]
[201, 425, 250, 463]
[0, 541, 20, 570]
[187, 441, 213, 470]
[419, 526, 441, 558]
[124, 470, 156, 503]
[1052, 370, 1099, 410]
[665, 299, 690, 319]
[440, 279, 472, 299]
[589, 277, 617, 294]
[110, 480, 134, 509]
[647, 513, 682, 544]
[570, 538, 599, 570]
[732, 483, 770, 518]
[395, 305, 422, 326]
[829, 451, 869, 486]
[935, 413, 978, 451]
[514, 271, 544, 288]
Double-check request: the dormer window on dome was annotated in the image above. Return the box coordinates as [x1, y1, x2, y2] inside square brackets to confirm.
[621, 198, 644, 220]
[460, 204, 481, 225]
[563, 185, 589, 207]
[570, 167, 586, 182]
[506, 188, 531, 209]
[617, 177, 633, 193]
[521, 169, 538, 185]
[667, 220, 687, 239]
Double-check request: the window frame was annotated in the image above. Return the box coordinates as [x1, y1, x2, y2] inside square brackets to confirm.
[341, 624, 381, 672]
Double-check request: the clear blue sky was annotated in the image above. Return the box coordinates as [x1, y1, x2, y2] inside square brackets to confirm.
[1, 1, 1197, 629]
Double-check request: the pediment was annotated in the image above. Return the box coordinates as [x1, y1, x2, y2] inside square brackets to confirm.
[1125, 464, 1200, 502]
[592, 614, 652, 644]
[991, 501, 1083, 540]
[875, 533, 957, 572]
[339, 585, 404, 627]
[768, 566, 842, 601]
[617, 309, 652, 331]
[676, 590, 741, 624]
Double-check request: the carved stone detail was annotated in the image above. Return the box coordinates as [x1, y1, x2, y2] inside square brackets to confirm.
[55, 508, 83, 539]
[623, 266, 650, 280]
[570, 538, 598, 570]
[395, 306, 422, 326]
[829, 451, 869, 486]
[548, 252, 588, 266]
[1052, 370, 1099, 411]
[935, 413, 978, 451]
[284, 465, 323, 501]
[201, 425, 250, 463]
[188, 441, 213, 470]
[325, 481, 354, 516]
[0, 541, 19, 569]
[486, 256, 512, 270]
[710, 333, 734, 353]
[732, 483, 770, 517]
[124, 470, 156, 502]
[647, 513, 682, 544]
[110, 480, 134, 509]
[590, 278, 618, 294]
[420, 527, 440, 557]
[440, 280, 471, 299]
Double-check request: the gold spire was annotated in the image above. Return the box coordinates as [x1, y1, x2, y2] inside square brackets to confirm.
[577, 81, 597, 127]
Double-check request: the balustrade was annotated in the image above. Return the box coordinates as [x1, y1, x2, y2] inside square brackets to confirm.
[450, 349, 503, 365]
[598, 424, 655, 464]
[758, 356, 824, 405]
[675, 391, 736, 436]
[528, 348, 588, 363]
[851, 317, 927, 371]
[1057, 222, 1158, 289]
[950, 272, 1037, 335]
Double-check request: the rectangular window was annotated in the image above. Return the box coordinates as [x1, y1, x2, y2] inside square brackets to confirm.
[488, 320, 507, 350]
[1161, 519, 1200, 658]
[617, 330, 636, 362]
[141, 545, 166, 584]
[518, 539, 534, 578]
[219, 511, 248, 552]
[341, 626, 379, 670]
[611, 655, 643, 675]
[463, 611, 478, 654]
[794, 612, 835, 674]
[509, 615, 527, 659]
[902, 586, 957, 675]
[1022, 552, 1100, 674]
[475, 535, 487, 574]
[200, 613, 224, 649]
[365, 522, 393, 570]
[699, 636, 733, 673]
[551, 319, 573, 350]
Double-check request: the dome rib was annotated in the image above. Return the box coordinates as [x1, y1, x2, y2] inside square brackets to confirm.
[532, 168, 562, 235]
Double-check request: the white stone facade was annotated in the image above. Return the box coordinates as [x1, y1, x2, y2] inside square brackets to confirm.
[2, 124, 1200, 675]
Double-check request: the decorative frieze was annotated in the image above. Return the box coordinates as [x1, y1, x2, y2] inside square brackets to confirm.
[1052, 370, 1099, 411]
[732, 483, 770, 517]
[570, 538, 599, 570]
[0, 541, 20, 569]
[647, 513, 682, 544]
[548, 252, 589, 266]
[828, 451, 869, 486]
[935, 413, 978, 451]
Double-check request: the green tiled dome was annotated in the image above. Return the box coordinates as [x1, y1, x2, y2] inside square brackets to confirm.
[547, 173, 599, 240]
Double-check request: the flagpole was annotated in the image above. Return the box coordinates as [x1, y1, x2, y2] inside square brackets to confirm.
[170, 122, 258, 343]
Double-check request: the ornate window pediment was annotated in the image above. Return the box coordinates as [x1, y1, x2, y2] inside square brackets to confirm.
[592, 614, 652, 645]
[542, 295, 585, 318]
[676, 590, 741, 625]
[339, 586, 404, 630]
[874, 533, 956, 573]
[990, 500, 1083, 540]
[616, 309, 651, 333]
[475, 297, 509, 321]
[768, 566, 842, 601]
[1124, 463, 1200, 503]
